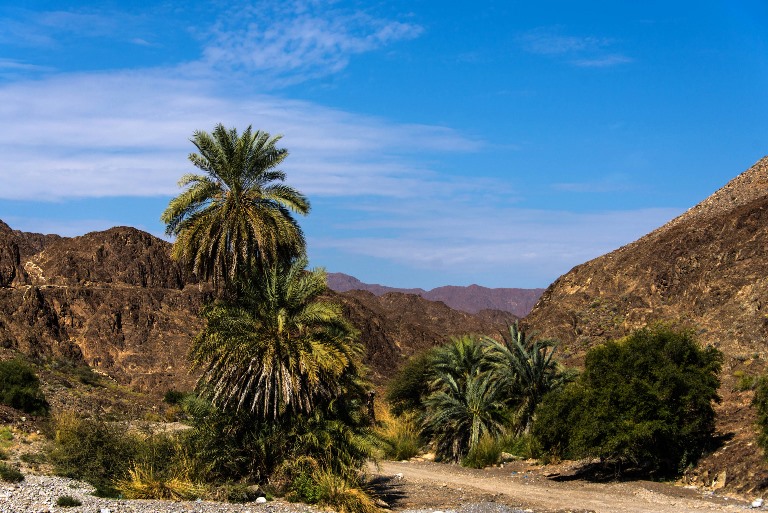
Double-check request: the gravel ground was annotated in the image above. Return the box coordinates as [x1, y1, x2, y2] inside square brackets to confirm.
[1, 475, 530, 513]
[0, 475, 320, 513]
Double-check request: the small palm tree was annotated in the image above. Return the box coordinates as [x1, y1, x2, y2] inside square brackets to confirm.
[485, 323, 572, 433]
[162, 124, 309, 295]
[422, 336, 509, 461]
[191, 256, 361, 420]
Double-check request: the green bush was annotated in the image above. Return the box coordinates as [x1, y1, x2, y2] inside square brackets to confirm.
[163, 389, 187, 405]
[0, 462, 24, 482]
[753, 375, 768, 455]
[0, 358, 49, 415]
[462, 434, 502, 468]
[385, 350, 436, 416]
[375, 409, 421, 461]
[56, 495, 82, 507]
[500, 433, 541, 460]
[48, 414, 137, 496]
[733, 371, 758, 391]
[533, 325, 722, 476]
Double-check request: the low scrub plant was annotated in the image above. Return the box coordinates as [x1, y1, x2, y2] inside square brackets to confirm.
[116, 463, 205, 500]
[375, 409, 421, 461]
[55, 495, 82, 507]
[500, 433, 541, 460]
[753, 375, 768, 455]
[462, 434, 503, 468]
[733, 370, 758, 391]
[312, 470, 379, 513]
[0, 358, 49, 415]
[48, 414, 136, 496]
[0, 462, 24, 482]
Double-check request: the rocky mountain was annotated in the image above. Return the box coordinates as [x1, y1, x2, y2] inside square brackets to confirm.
[525, 155, 768, 494]
[327, 272, 543, 317]
[0, 221, 515, 397]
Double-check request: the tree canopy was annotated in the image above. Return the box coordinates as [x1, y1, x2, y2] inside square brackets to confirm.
[533, 324, 722, 476]
[161, 124, 309, 294]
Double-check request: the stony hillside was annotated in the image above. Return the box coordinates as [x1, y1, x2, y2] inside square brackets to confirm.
[328, 272, 543, 317]
[0, 221, 515, 401]
[525, 155, 768, 494]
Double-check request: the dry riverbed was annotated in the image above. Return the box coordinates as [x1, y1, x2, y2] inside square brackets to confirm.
[371, 460, 757, 513]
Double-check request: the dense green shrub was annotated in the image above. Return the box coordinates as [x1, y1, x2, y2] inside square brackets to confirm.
[385, 350, 437, 416]
[533, 325, 722, 476]
[0, 462, 24, 482]
[0, 358, 49, 415]
[48, 414, 137, 496]
[753, 375, 768, 455]
[163, 389, 187, 405]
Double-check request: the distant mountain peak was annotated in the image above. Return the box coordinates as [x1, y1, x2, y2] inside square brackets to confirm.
[326, 272, 544, 317]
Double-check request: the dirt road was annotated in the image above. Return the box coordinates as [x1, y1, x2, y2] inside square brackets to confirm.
[373, 460, 753, 513]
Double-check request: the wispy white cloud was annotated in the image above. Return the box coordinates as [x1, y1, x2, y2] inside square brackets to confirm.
[552, 174, 635, 193]
[0, 70, 481, 201]
[0, 8, 136, 47]
[198, 1, 423, 84]
[312, 205, 682, 286]
[0, 59, 51, 72]
[572, 54, 634, 68]
[519, 30, 610, 55]
[519, 27, 632, 68]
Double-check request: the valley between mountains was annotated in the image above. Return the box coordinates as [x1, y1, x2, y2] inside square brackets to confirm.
[2, 157, 768, 505]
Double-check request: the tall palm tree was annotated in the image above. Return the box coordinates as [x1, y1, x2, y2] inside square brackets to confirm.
[191, 256, 361, 421]
[161, 124, 310, 294]
[485, 323, 572, 433]
[423, 336, 509, 461]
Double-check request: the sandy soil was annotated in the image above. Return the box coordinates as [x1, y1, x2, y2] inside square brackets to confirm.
[371, 460, 757, 513]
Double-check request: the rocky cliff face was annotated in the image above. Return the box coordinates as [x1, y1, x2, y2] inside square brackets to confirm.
[0, 222, 516, 394]
[0, 222, 204, 394]
[524, 156, 768, 494]
[338, 290, 516, 383]
[525, 156, 768, 357]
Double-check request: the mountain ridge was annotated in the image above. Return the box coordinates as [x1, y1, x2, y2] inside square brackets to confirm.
[327, 272, 544, 317]
[525, 155, 768, 494]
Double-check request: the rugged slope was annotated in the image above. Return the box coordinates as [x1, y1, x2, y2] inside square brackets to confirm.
[525, 156, 768, 494]
[338, 290, 516, 383]
[0, 222, 515, 397]
[328, 272, 543, 317]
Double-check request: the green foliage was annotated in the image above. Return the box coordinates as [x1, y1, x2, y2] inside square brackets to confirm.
[56, 496, 82, 507]
[0, 358, 49, 415]
[500, 433, 542, 460]
[161, 124, 310, 294]
[385, 350, 437, 416]
[0, 462, 24, 482]
[423, 336, 509, 462]
[72, 365, 102, 387]
[533, 325, 722, 476]
[163, 389, 188, 405]
[310, 470, 379, 513]
[48, 414, 136, 496]
[461, 434, 502, 468]
[484, 322, 574, 433]
[733, 370, 758, 391]
[753, 375, 768, 455]
[20, 452, 46, 465]
[375, 411, 421, 461]
[192, 257, 362, 421]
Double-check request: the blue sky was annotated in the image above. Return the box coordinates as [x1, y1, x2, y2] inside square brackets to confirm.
[1, 1, 767, 289]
